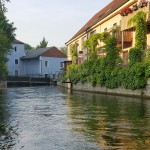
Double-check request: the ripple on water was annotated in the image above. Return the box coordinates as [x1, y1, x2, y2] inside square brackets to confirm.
[0, 86, 150, 150]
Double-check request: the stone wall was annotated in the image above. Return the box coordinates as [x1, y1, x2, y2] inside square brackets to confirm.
[57, 79, 150, 98]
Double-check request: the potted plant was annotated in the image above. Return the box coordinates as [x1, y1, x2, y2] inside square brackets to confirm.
[138, 0, 147, 8]
[120, 7, 132, 16]
[125, 7, 132, 14]
[132, 4, 138, 11]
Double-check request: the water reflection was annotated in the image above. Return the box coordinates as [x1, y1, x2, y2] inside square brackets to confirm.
[0, 86, 150, 150]
[66, 91, 150, 150]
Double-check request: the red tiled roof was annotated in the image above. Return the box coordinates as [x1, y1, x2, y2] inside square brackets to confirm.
[41, 47, 67, 58]
[14, 39, 24, 44]
[21, 47, 66, 60]
[67, 0, 128, 43]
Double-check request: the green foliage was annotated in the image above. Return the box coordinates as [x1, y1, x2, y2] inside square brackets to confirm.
[66, 64, 79, 84]
[84, 33, 101, 59]
[121, 63, 146, 89]
[60, 46, 67, 55]
[0, 0, 10, 13]
[129, 47, 143, 64]
[36, 37, 48, 49]
[128, 11, 147, 50]
[70, 43, 78, 64]
[65, 21, 149, 90]
[61, 72, 67, 82]
[104, 36, 121, 68]
[66, 57, 148, 90]
[0, 29, 9, 78]
[0, 12, 16, 43]
[144, 62, 150, 78]
[105, 67, 122, 89]
[0, 6, 16, 79]
[25, 43, 34, 50]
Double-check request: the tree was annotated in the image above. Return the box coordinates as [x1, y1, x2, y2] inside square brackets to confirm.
[0, 29, 9, 78]
[25, 43, 34, 50]
[0, 0, 16, 79]
[60, 46, 67, 55]
[0, 0, 10, 13]
[36, 37, 48, 49]
[0, 12, 16, 43]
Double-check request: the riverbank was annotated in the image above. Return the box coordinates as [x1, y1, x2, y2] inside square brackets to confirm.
[57, 79, 150, 99]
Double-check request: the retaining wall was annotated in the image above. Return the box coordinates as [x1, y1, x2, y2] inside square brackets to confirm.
[57, 79, 150, 99]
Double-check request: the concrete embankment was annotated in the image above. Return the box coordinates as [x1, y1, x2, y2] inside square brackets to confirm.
[57, 79, 150, 99]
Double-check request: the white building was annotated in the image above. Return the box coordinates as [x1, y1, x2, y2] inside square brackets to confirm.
[7, 40, 67, 78]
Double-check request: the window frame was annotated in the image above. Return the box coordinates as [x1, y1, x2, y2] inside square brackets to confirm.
[15, 59, 19, 65]
[45, 60, 48, 67]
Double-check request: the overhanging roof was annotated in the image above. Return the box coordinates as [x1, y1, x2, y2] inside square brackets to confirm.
[66, 0, 128, 44]
[21, 46, 66, 60]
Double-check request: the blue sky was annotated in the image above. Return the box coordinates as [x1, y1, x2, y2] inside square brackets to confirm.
[6, 0, 112, 48]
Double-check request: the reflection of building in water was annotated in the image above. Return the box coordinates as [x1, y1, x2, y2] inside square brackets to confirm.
[66, 93, 150, 149]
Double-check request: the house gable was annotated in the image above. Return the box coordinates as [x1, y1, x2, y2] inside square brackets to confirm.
[41, 47, 66, 58]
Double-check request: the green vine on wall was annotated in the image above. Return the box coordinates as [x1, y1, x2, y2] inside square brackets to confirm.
[66, 12, 149, 89]
[128, 11, 147, 50]
[70, 43, 78, 64]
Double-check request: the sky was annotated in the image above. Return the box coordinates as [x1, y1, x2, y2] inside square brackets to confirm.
[6, 0, 112, 48]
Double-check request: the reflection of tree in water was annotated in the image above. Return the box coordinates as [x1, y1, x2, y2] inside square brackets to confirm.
[0, 89, 18, 149]
[67, 92, 150, 149]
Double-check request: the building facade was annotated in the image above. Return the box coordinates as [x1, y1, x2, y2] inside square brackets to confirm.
[66, 0, 150, 65]
[7, 40, 26, 76]
[7, 40, 67, 77]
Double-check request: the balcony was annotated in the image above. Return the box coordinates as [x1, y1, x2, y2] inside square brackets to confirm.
[121, 1, 150, 31]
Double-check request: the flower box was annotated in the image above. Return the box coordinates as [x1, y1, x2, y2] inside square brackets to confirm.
[120, 7, 132, 16]
[138, 0, 147, 8]
[132, 4, 138, 11]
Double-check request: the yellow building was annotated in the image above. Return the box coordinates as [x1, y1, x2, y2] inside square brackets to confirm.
[66, 0, 150, 65]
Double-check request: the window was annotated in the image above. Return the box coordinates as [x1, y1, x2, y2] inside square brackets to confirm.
[113, 23, 117, 28]
[15, 47, 17, 52]
[90, 30, 96, 35]
[15, 59, 19, 64]
[15, 70, 19, 76]
[104, 28, 107, 32]
[45, 74, 48, 78]
[45, 61, 48, 67]
[79, 51, 83, 55]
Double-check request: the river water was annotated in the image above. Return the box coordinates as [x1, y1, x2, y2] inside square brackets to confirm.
[0, 86, 150, 150]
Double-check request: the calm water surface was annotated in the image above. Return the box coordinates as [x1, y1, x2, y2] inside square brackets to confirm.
[0, 86, 150, 150]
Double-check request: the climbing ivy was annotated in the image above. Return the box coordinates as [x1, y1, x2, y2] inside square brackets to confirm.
[128, 11, 147, 50]
[70, 43, 78, 64]
[65, 11, 149, 90]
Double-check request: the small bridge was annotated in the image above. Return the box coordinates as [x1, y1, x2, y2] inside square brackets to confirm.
[6, 76, 57, 86]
